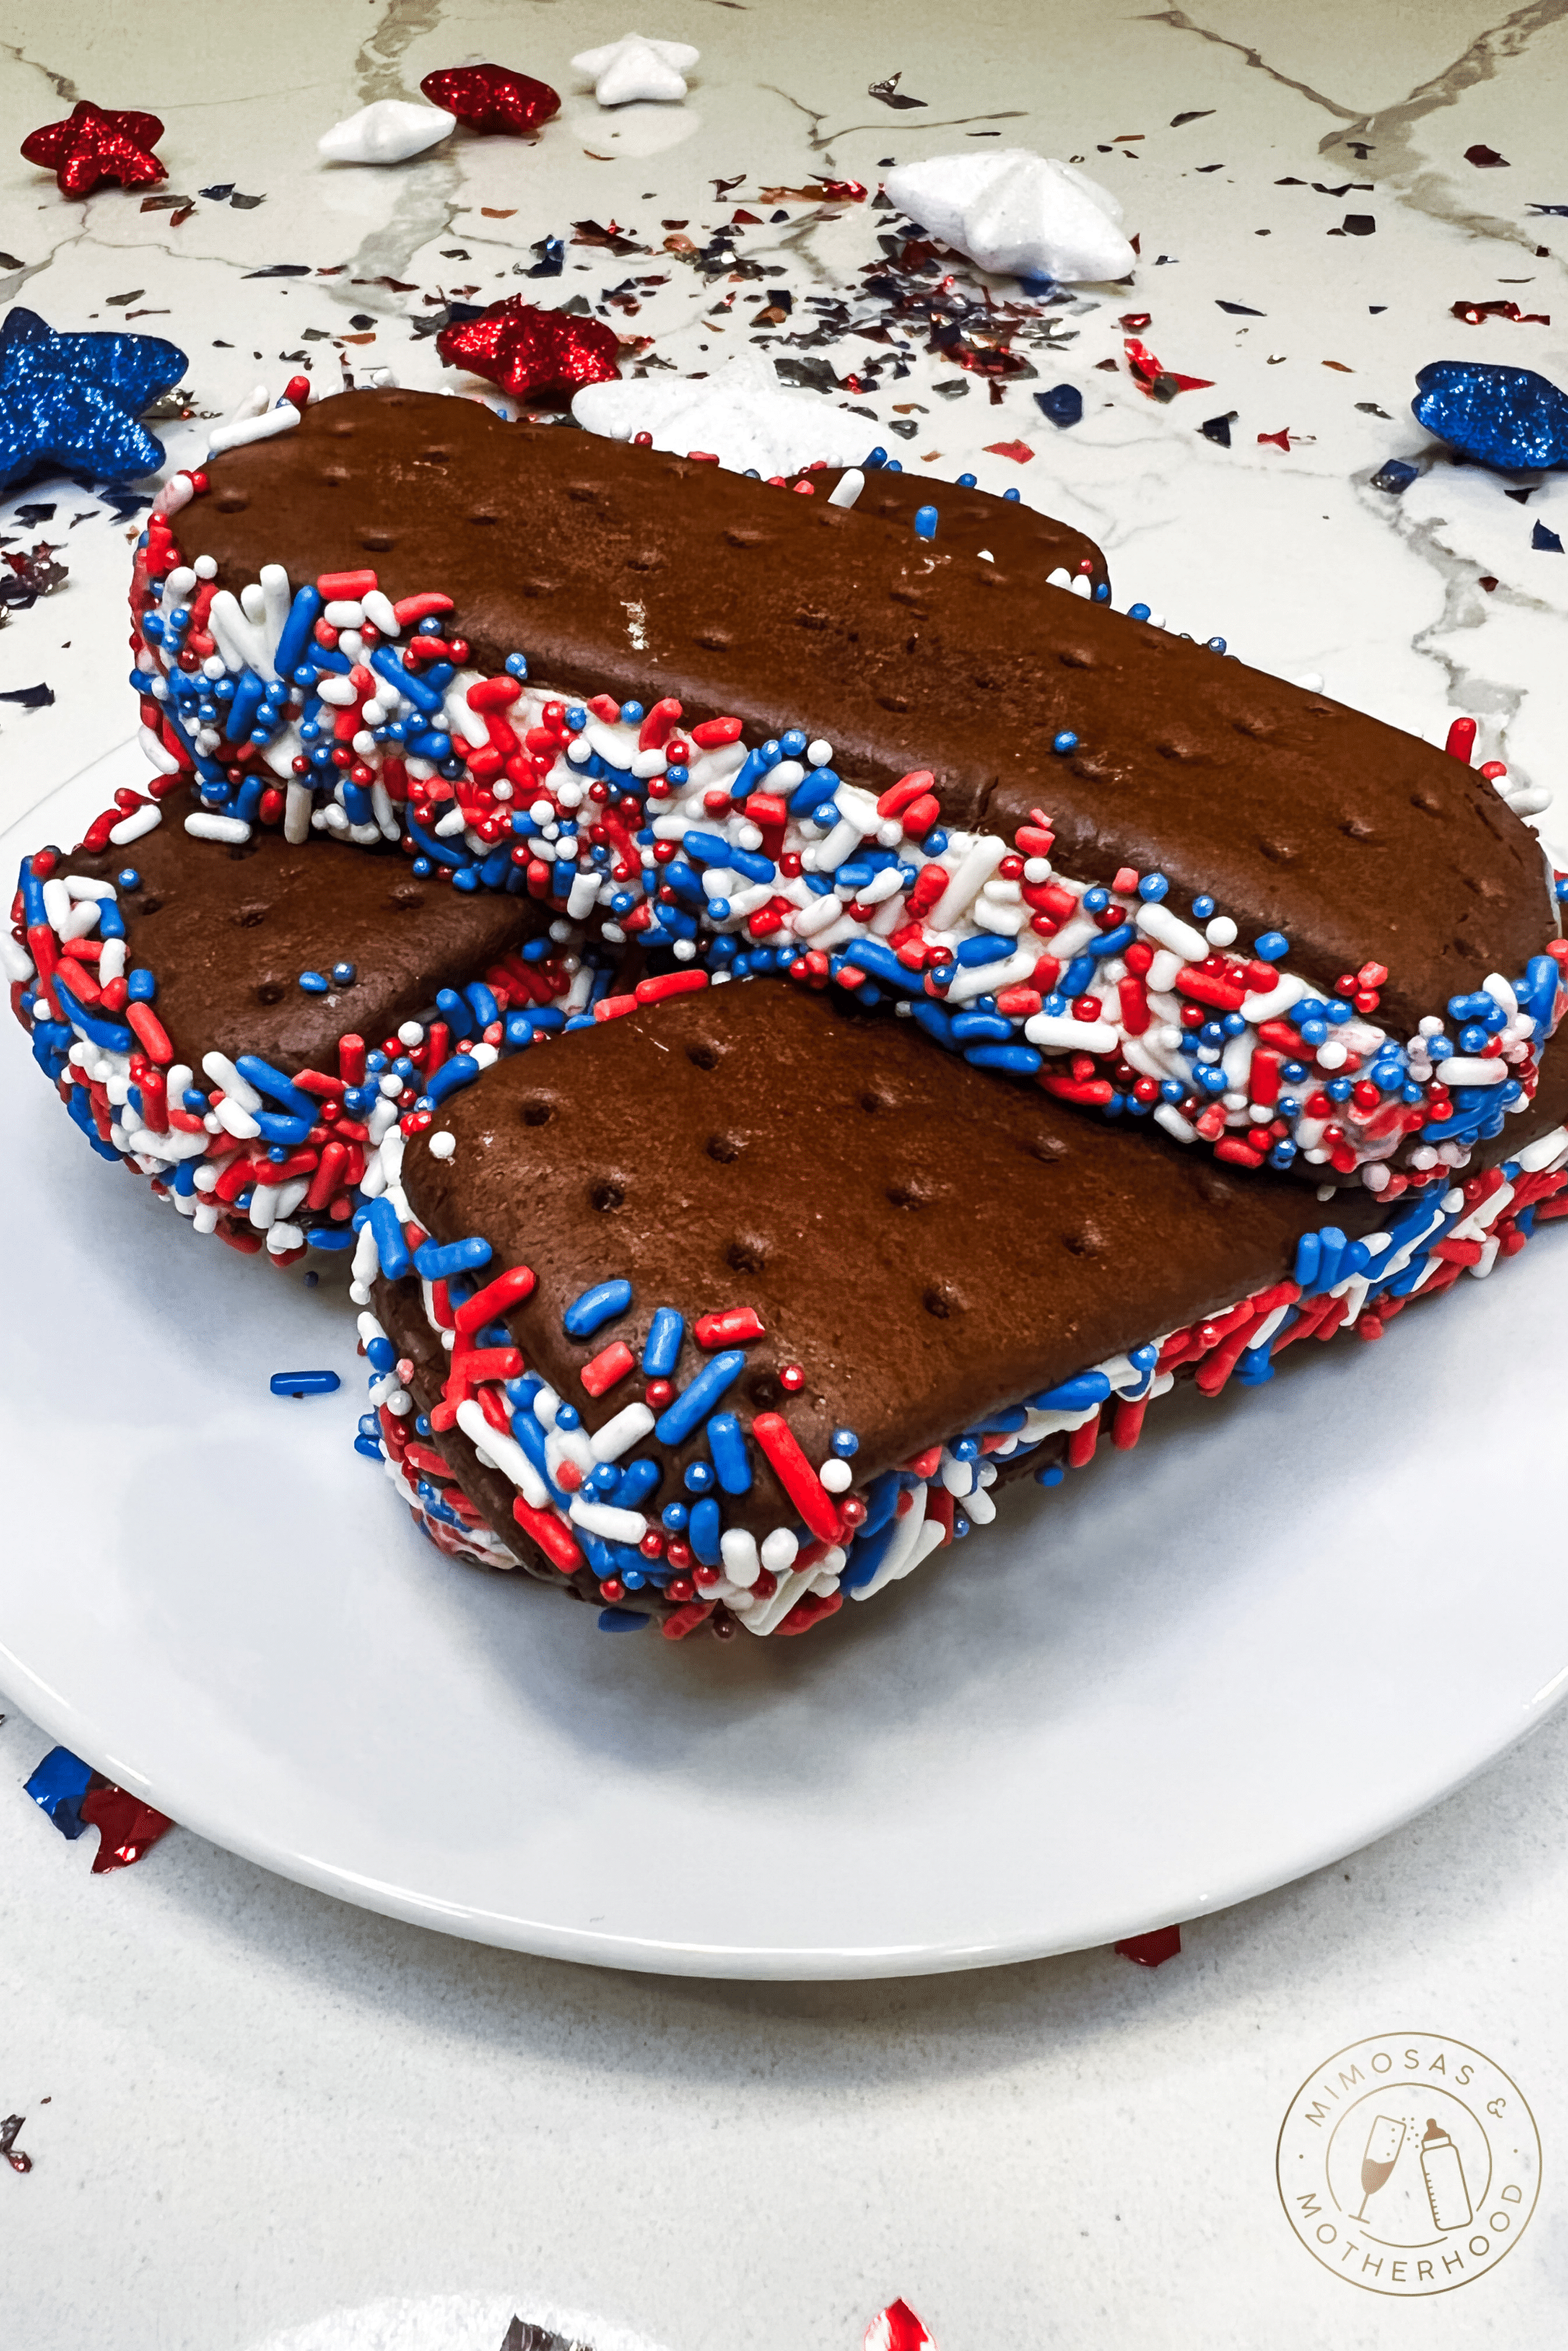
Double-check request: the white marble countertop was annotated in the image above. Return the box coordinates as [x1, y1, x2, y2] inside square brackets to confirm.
[5, 3, 1568, 2345]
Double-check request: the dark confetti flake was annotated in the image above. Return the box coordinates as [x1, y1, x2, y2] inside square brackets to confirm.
[1342, 214, 1376, 235]
[12, 501, 55, 524]
[1195, 163, 1225, 173]
[229, 192, 265, 210]
[199, 181, 236, 199]
[78, 1781, 174, 1873]
[1115, 1924, 1182, 1966]
[105, 290, 144, 308]
[869, 72, 928, 109]
[499, 2320, 576, 2351]
[348, 313, 376, 330]
[0, 2116, 25, 2155]
[1452, 296, 1550, 326]
[0, 682, 56, 708]
[1480, 575, 1499, 590]
[1035, 382, 1083, 427]
[1465, 144, 1509, 169]
[138, 193, 193, 213]
[23, 1745, 94, 1835]
[525, 236, 564, 278]
[0, 253, 24, 271]
[1216, 299, 1263, 314]
[1527, 204, 1568, 216]
[1170, 110, 1214, 126]
[888, 418, 919, 439]
[1412, 360, 1568, 470]
[1370, 457, 1418, 493]
[931, 377, 969, 399]
[1506, 486, 1537, 503]
[1314, 181, 1373, 197]
[242, 264, 309, 278]
[1533, 520, 1563, 551]
[773, 354, 840, 393]
[1275, 176, 1305, 186]
[1355, 400, 1393, 418]
[1199, 412, 1235, 446]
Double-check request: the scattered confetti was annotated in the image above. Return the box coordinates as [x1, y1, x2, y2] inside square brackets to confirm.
[2, 542, 68, 605]
[1257, 427, 1293, 450]
[1337, 214, 1376, 235]
[982, 437, 1033, 460]
[869, 72, 928, 110]
[438, 296, 622, 404]
[0, 682, 56, 709]
[20, 100, 166, 197]
[1464, 143, 1509, 168]
[1527, 203, 1568, 216]
[1199, 411, 1235, 445]
[23, 1745, 95, 1837]
[1323, 360, 1353, 372]
[0, 305, 187, 490]
[1034, 382, 1082, 427]
[0, 2115, 30, 2176]
[418, 63, 560, 138]
[865, 2305, 937, 2351]
[1355, 399, 1393, 418]
[572, 34, 699, 108]
[1452, 296, 1551, 327]
[77, 1782, 174, 1873]
[1216, 299, 1263, 315]
[1533, 521, 1563, 551]
[1123, 336, 1214, 400]
[1115, 1924, 1183, 1967]
[1169, 110, 1214, 127]
[1370, 457, 1418, 493]
[1412, 359, 1568, 469]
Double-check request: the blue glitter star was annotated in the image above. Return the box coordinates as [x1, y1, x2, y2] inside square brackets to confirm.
[0, 304, 189, 492]
[1412, 359, 1568, 472]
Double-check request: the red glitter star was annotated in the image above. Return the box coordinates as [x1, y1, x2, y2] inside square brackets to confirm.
[418, 64, 560, 138]
[20, 100, 168, 197]
[77, 1780, 175, 1874]
[438, 296, 621, 406]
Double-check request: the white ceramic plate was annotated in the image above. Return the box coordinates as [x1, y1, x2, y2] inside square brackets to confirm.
[5, 757, 1568, 1979]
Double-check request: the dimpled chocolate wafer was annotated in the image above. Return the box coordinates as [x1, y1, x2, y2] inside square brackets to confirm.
[363, 980, 1568, 1635]
[11, 818, 601, 1264]
[181, 390, 1552, 1043]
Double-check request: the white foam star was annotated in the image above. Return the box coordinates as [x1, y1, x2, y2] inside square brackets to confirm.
[573, 350, 878, 477]
[571, 32, 700, 107]
[318, 99, 456, 166]
[882, 149, 1134, 283]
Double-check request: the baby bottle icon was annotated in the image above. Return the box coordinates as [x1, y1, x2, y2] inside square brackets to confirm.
[1420, 2116, 1473, 2231]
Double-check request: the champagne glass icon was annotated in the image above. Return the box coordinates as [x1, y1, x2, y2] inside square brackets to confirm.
[1354, 2115, 1406, 2222]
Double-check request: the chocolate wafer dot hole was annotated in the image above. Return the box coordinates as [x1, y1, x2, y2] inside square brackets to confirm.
[686, 1040, 720, 1070]
[591, 1180, 625, 1213]
[215, 491, 248, 512]
[923, 1283, 959, 1319]
[521, 1097, 555, 1127]
[706, 1133, 743, 1163]
[360, 531, 394, 551]
[253, 980, 285, 1006]
[726, 1237, 767, 1275]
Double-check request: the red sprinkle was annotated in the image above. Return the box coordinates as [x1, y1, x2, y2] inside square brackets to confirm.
[694, 1307, 765, 1348]
[580, 1339, 636, 1396]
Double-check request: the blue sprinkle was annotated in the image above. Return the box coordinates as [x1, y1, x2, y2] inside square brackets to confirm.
[1052, 730, 1078, 755]
[425, 1053, 481, 1106]
[655, 1349, 746, 1446]
[597, 1607, 648, 1632]
[688, 1496, 724, 1564]
[1128, 602, 1151, 621]
[707, 1412, 752, 1493]
[1032, 1371, 1111, 1411]
[642, 1305, 685, 1377]
[1370, 457, 1418, 495]
[413, 1234, 492, 1281]
[564, 1277, 634, 1339]
[913, 503, 938, 541]
[270, 1369, 342, 1398]
[366, 1195, 410, 1280]
[331, 961, 356, 985]
[1035, 1465, 1065, 1488]
[298, 970, 329, 995]
[965, 1043, 1043, 1074]
[1253, 931, 1289, 961]
[1137, 871, 1169, 902]
[684, 1459, 716, 1494]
